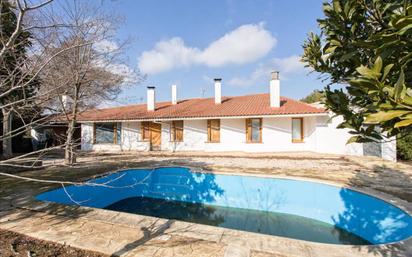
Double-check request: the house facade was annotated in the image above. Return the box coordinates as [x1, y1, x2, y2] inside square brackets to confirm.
[77, 72, 396, 161]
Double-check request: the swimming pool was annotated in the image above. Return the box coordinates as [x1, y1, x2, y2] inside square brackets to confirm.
[36, 167, 412, 245]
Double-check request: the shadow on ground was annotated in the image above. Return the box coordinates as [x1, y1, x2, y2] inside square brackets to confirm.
[1, 153, 412, 257]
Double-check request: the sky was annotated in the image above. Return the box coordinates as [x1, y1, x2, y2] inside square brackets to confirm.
[99, 0, 326, 106]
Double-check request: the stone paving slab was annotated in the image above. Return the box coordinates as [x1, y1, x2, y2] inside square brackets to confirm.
[1, 204, 411, 257]
[0, 209, 229, 257]
[1, 153, 412, 257]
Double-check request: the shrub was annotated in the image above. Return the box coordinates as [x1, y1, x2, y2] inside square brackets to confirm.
[397, 133, 412, 161]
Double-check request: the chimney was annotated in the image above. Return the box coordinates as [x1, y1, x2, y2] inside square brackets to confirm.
[214, 78, 222, 104]
[270, 71, 280, 108]
[171, 84, 177, 105]
[61, 95, 69, 110]
[147, 86, 155, 111]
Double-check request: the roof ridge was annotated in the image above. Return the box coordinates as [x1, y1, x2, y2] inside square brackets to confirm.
[281, 96, 326, 111]
[75, 92, 327, 122]
[95, 93, 273, 111]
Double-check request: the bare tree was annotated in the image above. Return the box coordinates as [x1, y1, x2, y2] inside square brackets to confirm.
[0, 0, 55, 158]
[40, 0, 140, 165]
[0, 0, 142, 207]
[0, 0, 82, 159]
[0, 0, 139, 163]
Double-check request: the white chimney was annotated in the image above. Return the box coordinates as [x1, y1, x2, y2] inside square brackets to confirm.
[270, 71, 280, 108]
[147, 86, 155, 111]
[172, 84, 177, 105]
[61, 95, 69, 110]
[214, 78, 222, 104]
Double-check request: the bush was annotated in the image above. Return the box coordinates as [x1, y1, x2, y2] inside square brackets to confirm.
[397, 133, 412, 161]
[300, 90, 324, 104]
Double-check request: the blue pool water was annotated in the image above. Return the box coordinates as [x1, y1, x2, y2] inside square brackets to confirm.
[36, 167, 412, 245]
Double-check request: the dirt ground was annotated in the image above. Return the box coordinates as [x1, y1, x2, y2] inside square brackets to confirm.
[0, 229, 107, 257]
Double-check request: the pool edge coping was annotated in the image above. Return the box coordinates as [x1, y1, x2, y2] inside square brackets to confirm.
[5, 165, 412, 257]
[34, 165, 412, 246]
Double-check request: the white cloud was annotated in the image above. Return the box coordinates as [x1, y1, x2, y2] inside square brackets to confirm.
[94, 39, 120, 53]
[198, 23, 276, 67]
[93, 58, 139, 86]
[91, 39, 139, 85]
[272, 55, 305, 74]
[138, 38, 200, 74]
[228, 55, 305, 87]
[138, 23, 276, 74]
[106, 62, 140, 85]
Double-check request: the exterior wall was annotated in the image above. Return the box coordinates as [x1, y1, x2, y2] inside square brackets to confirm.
[81, 123, 93, 151]
[122, 121, 150, 151]
[381, 138, 397, 162]
[81, 122, 150, 152]
[314, 115, 364, 156]
[79, 115, 397, 161]
[161, 120, 207, 152]
[313, 115, 396, 161]
[157, 117, 318, 153]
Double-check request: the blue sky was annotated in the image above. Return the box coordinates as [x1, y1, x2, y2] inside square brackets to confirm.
[101, 0, 326, 106]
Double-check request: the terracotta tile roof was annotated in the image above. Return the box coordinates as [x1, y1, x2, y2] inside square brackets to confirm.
[76, 93, 327, 122]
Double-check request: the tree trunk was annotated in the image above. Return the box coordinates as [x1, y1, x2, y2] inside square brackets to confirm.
[2, 109, 12, 158]
[64, 119, 76, 165]
[64, 83, 80, 166]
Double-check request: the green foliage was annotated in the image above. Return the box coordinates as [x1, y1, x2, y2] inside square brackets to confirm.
[397, 132, 412, 160]
[302, 0, 412, 143]
[300, 90, 324, 103]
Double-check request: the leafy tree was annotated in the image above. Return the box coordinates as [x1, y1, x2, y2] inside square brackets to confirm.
[302, 0, 412, 143]
[300, 90, 324, 103]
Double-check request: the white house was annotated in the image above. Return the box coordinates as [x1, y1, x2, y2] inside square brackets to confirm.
[77, 72, 396, 161]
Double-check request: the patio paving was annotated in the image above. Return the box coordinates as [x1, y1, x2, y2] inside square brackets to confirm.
[0, 152, 411, 257]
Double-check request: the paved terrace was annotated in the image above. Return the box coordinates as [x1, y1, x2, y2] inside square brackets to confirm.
[0, 151, 411, 257]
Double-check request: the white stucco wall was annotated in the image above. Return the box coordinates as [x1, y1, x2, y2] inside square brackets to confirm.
[80, 122, 149, 152]
[79, 115, 396, 161]
[162, 120, 207, 152]
[159, 117, 319, 153]
[381, 138, 397, 162]
[314, 115, 364, 155]
[122, 121, 150, 151]
[81, 123, 93, 151]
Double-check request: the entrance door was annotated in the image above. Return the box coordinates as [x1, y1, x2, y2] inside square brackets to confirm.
[149, 122, 161, 150]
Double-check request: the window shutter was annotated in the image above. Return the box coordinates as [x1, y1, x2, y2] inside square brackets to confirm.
[92, 123, 96, 144]
[292, 118, 304, 142]
[176, 121, 183, 141]
[207, 119, 220, 142]
[171, 121, 183, 142]
[212, 120, 220, 142]
[141, 122, 150, 141]
[113, 123, 117, 144]
[246, 118, 251, 143]
[171, 122, 175, 141]
[246, 118, 262, 143]
[207, 120, 211, 142]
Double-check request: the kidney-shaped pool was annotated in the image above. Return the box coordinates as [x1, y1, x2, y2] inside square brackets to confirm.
[36, 167, 412, 245]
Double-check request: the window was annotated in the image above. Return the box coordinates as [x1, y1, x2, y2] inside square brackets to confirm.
[171, 120, 184, 142]
[94, 123, 121, 144]
[292, 118, 304, 142]
[207, 119, 220, 142]
[246, 118, 262, 143]
[141, 121, 150, 141]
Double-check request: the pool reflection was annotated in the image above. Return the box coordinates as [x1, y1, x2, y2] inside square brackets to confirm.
[105, 196, 370, 245]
